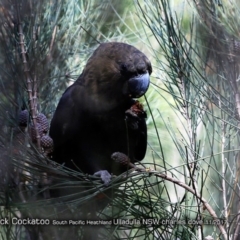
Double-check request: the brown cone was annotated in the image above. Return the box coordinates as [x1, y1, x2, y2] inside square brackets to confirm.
[18, 110, 29, 127]
[40, 135, 53, 149]
[30, 123, 44, 143]
[36, 113, 49, 133]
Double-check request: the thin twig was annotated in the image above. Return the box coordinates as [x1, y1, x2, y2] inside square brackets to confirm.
[17, 21, 41, 150]
[221, 121, 229, 228]
[233, 209, 240, 240]
[47, 25, 57, 62]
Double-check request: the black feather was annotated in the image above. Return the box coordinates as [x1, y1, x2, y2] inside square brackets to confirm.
[49, 42, 151, 184]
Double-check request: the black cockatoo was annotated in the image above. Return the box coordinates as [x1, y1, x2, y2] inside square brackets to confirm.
[49, 42, 151, 184]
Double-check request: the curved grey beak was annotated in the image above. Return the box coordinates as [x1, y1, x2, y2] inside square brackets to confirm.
[124, 72, 150, 98]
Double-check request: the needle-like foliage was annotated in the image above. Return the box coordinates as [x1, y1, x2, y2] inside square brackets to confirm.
[0, 0, 239, 239]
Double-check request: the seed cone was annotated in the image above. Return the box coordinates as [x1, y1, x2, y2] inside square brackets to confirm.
[36, 113, 49, 133]
[40, 135, 53, 149]
[30, 123, 44, 142]
[18, 110, 29, 127]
